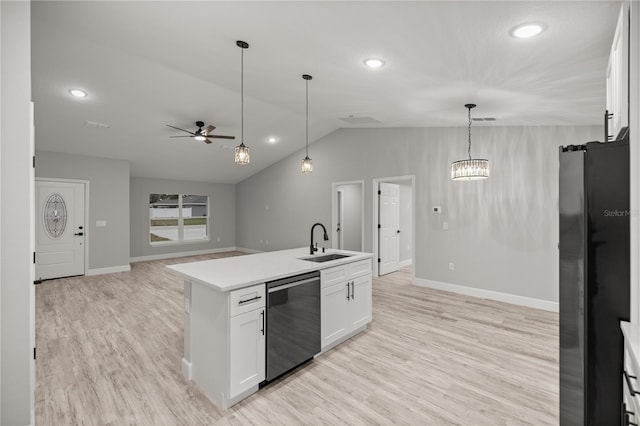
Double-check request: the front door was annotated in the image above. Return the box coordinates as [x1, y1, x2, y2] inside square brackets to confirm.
[36, 180, 85, 280]
[378, 182, 400, 275]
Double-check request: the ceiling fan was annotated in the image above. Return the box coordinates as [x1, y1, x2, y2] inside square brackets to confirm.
[166, 121, 235, 144]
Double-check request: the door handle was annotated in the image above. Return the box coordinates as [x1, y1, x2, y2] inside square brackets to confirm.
[397, 230, 401, 234]
[346, 282, 350, 301]
[260, 310, 265, 336]
[74, 232, 84, 236]
[350, 281, 355, 299]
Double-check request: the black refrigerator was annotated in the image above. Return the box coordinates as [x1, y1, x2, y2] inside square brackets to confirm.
[559, 130, 630, 426]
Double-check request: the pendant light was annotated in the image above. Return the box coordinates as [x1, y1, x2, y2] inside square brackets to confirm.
[451, 103, 490, 181]
[301, 74, 313, 173]
[235, 40, 250, 165]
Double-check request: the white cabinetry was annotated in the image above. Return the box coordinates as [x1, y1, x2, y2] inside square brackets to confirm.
[184, 281, 265, 410]
[622, 322, 640, 424]
[321, 259, 372, 351]
[229, 291, 265, 398]
[606, 4, 629, 139]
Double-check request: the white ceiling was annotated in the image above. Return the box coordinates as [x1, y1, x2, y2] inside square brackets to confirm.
[32, 1, 620, 184]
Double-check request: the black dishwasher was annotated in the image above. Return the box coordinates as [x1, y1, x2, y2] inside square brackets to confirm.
[265, 271, 321, 382]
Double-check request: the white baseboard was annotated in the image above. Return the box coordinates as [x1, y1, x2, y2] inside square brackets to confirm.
[86, 265, 131, 276]
[234, 247, 263, 254]
[412, 277, 559, 312]
[399, 259, 413, 268]
[130, 247, 239, 263]
[182, 357, 192, 380]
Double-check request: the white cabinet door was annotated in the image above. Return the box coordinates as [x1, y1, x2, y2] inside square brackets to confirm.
[229, 308, 265, 398]
[321, 281, 350, 349]
[349, 275, 372, 330]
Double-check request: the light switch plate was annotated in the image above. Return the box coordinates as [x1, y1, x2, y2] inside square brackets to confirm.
[433, 206, 442, 214]
[96, 220, 107, 227]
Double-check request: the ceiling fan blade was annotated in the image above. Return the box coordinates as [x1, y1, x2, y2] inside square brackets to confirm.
[204, 125, 216, 135]
[166, 124, 196, 135]
[169, 135, 194, 138]
[209, 135, 235, 140]
[204, 138, 213, 144]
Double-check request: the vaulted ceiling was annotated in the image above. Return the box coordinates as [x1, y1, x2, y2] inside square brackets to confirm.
[32, 1, 620, 183]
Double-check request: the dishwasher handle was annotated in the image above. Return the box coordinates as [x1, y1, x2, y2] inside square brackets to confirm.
[268, 277, 318, 293]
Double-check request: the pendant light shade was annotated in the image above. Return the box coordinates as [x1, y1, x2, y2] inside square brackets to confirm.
[235, 40, 250, 165]
[451, 103, 489, 181]
[301, 74, 313, 173]
[235, 143, 250, 164]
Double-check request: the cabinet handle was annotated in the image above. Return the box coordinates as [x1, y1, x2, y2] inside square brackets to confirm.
[351, 281, 355, 299]
[346, 282, 350, 301]
[625, 370, 639, 396]
[260, 310, 265, 336]
[238, 295, 262, 305]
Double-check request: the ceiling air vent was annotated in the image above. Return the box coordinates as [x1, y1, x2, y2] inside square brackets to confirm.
[84, 120, 110, 129]
[339, 116, 381, 124]
[472, 117, 496, 121]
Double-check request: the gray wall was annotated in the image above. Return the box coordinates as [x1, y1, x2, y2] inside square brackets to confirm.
[338, 184, 362, 251]
[130, 177, 236, 258]
[237, 125, 602, 303]
[35, 151, 130, 270]
[1, 1, 33, 423]
[399, 182, 413, 263]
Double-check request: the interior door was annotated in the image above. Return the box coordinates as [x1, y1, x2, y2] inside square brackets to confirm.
[36, 180, 85, 280]
[378, 182, 400, 275]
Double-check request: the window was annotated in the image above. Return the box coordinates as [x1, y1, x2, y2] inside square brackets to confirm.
[149, 194, 209, 244]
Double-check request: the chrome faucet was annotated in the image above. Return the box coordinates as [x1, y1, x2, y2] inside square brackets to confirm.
[310, 223, 329, 255]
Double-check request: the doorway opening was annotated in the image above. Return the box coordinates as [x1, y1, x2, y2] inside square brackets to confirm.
[372, 175, 415, 277]
[331, 180, 364, 251]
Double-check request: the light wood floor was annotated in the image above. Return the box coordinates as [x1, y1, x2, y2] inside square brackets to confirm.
[36, 252, 558, 425]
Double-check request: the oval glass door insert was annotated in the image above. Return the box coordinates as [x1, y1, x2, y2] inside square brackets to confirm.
[44, 193, 67, 238]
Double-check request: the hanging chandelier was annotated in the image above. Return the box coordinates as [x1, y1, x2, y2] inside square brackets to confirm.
[301, 74, 313, 173]
[235, 40, 250, 165]
[451, 103, 489, 181]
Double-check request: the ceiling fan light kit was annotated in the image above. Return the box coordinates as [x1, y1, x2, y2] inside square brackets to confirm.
[301, 74, 313, 173]
[451, 103, 490, 181]
[235, 40, 250, 165]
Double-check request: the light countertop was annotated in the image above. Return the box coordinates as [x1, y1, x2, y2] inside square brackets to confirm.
[167, 247, 373, 292]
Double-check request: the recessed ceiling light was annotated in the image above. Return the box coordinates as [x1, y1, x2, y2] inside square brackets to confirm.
[267, 137, 277, 144]
[68, 89, 87, 98]
[194, 135, 207, 141]
[364, 58, 385, 69]
[511, 23, 546, 38]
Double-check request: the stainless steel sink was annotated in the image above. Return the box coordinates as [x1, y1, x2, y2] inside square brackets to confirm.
[300, 253, 352, 263]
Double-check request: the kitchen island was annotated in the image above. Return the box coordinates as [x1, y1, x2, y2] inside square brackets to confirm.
[168, 247, 374, 409]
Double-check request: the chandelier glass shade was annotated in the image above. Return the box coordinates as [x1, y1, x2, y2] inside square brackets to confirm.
[301, 155, 313, 173]
[235, 142, 250, 165]
[451, 103, 489, 181]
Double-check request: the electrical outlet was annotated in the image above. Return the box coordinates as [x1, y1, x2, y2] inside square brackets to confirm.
[442, 222, 449, 230]
[265, 240, 269, 245]
[448, 262, 455, 271]
[216, 236, 221, 242]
